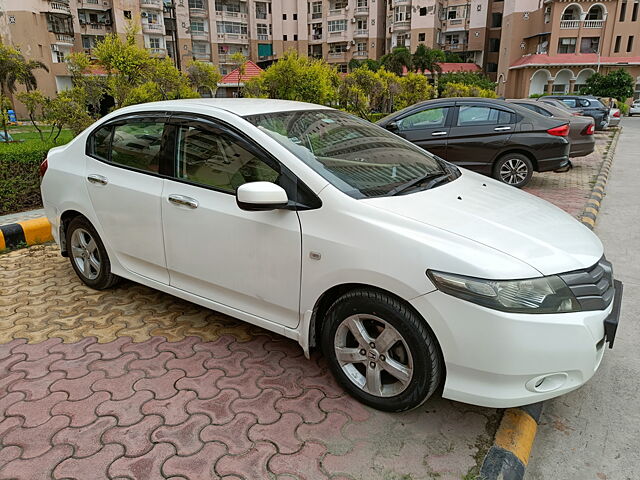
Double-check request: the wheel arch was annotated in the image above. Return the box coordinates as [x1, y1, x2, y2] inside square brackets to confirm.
[495, 149, 538, 172]
[59, 209, 87, 257]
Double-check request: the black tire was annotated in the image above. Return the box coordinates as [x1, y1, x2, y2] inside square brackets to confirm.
[493, 153, 534, 188]
[320, 289, 443, 412]
[66, 216, 120, 290]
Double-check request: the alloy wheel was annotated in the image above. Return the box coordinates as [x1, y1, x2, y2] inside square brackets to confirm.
[70, 228, 101, 280]
[334, 314, 414, 397]
[499, 158, 529, 185]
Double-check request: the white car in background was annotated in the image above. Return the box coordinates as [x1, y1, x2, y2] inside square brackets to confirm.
[40, 99, 623, 411]
[630, 100, 640, 116]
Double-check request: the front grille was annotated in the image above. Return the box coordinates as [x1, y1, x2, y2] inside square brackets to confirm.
[559, 256, 614, 311]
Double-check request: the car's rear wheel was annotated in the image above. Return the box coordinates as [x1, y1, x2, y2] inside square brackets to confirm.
[66, 216, 120, 290]
[321, 289, 443, 412]
[493, 153, 533, 188]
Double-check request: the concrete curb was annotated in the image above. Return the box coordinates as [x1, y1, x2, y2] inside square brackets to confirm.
[0, 217, 53, 251]
[580, 127, 622, 229]
[479, 127, 622, 480]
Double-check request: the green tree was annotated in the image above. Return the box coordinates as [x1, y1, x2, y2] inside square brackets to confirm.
[396, 72, 435, 109]
[230, 51, 247, 96]
[43, 88, 93, 140]
[66, 52, 107, 116]
[411, 45, 446, 97]
[0, 43, 48, 141]
[374, 68, 402, 113]
[441, 82, 496, 98]
[444, 51, 464, 62]
[186, 60, 222, 97]
[580, 69, 635, 102]
[380, 47, 412, 76]
[339, 68, 385, 119]
[16, 91, 46, 140]
[244, 51, 339, 105]
[438, 71, 496, 93]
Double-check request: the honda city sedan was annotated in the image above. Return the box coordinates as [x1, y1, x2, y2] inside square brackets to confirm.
[41, 99, 622, 411]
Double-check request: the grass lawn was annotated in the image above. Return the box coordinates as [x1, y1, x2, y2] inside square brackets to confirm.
[6, 124, 74, 145]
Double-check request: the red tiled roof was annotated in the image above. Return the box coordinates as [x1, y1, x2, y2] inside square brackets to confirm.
[510, 53, 640, 69]
[402, 63, 481, 75]
[85, 65, 108, 75]
[219, 60, 263, 85]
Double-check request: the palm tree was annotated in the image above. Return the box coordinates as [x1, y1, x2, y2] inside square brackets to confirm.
[412, 45, 445, 97]
[0, 44, 48, 141]
[380, 46, 412, 76]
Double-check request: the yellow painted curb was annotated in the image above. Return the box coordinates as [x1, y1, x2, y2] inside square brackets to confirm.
[18, 217, 54, 245]
[494, 408, 538, 466]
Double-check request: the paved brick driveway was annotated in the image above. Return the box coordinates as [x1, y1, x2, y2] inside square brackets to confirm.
[0, 247, 497, 480]
[0, 130, 613, 480]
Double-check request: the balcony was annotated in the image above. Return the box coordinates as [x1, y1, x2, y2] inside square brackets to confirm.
[217, 33, 248, 43]
[310, 33, 323, 42]
[79, 0, 111, 9]
[140, 0, 162, 9]
[189, 7, 207, 16]
[54, 33, 74, 45]
[584, 19, 604, 28]
[215, 10, 247, 20]
[328, 31, 347, 42]
[148, 47, 167, 56]
[48, 1, 71, 14]
[328, 52, 347, 60]
[392, 0, 410, 5]
[354, 29, 368, 38]
[560, 19, 580, 29]
[142, 23, 165, 34]
[192, 51, 211, 60]
[442, 42, 468, 50]
[190, 29, 209, 38]
[309, 11, 322, 20]
[353, 50, 368, 57]
[393, 20, 411, 31]
[328, 8, 345, 17]
[354, 6, 369, 16]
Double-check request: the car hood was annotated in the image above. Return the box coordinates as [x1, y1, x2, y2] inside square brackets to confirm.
[363, 170, 603, 276]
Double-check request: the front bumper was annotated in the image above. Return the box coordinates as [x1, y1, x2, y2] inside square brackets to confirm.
[410, 284, 621, 408]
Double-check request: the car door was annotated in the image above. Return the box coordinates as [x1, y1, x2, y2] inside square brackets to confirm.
[444, 102, 516, 173]
[161, 116, 303, 328]
[85, 113, 171, 284]
[391, 104, 452, 158]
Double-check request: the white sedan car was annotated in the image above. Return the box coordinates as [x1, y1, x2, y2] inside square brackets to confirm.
[630, 100, 640, 116]
[40, 99, 622, 411]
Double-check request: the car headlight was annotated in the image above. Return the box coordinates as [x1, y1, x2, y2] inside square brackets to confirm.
[427, 270, 580, 314]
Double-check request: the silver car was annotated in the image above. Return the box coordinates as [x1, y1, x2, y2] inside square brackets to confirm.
[508, 99, 596, 158]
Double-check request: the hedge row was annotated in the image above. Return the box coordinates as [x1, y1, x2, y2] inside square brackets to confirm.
[0, 141, 53, 215]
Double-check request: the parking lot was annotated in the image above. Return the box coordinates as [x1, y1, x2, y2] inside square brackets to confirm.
[0, 131, 614, 480]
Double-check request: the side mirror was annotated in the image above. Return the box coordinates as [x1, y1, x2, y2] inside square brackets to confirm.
[236, 182, 289, 211]
[385, 121, 399, 132]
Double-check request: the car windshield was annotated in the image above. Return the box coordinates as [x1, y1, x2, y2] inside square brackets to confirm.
[244, 109, 447, 198]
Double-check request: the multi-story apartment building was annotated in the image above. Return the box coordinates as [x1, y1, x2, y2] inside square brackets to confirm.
[1, 0, 639, 116]
[496, 0, 640, 99]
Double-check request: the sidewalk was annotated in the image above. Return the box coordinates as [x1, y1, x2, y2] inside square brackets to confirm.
[0, 208, 46, 226]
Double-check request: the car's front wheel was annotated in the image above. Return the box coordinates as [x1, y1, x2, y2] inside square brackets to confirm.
[66, 216, 120, 290]
[493, 153, 533, 188]
[321, 289, 443, 412]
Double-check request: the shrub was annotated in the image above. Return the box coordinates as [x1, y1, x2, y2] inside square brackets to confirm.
[0, 141, 56, 214]
[441, 82, 497, 98]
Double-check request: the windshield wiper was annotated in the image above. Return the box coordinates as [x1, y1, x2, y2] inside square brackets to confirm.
[387, 171, 450, 196]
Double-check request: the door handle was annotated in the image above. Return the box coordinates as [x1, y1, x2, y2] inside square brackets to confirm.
[87, 174, 108, 185]
[431, 131, 448, 136]
[494, 126, 512, 131]
[168, 194, 199, 209]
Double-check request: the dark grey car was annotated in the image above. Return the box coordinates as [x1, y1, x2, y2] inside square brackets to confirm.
[540, 95, 609, 131]
[377, 98, 570, 188]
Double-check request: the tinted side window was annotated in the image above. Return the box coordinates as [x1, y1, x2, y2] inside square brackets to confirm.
[175, 124, 279, 193]
[457, 106, 512, 126]
[397, 107, 449, 131]
[560, 98, 577, 108]
[111, 122, 165, 173]
[88, 125, 112, 161]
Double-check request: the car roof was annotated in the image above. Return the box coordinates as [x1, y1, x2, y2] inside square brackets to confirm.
[109, 98, 331, 117]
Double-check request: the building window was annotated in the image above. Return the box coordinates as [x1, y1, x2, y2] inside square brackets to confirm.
[310, 1, 322, 19]
[336, 64, 348, 73]
[633, 1, 639, 21]
[294, 34, 298, 41]
[552, 84, 567, 94]
[148, 36, 161, 48]
[188, 0, 204, 8]
[615, 35, 622, 52]
[491, 12, 502, 27]
[217, 21, 248, 35]
[486, 63, 498, 73]
[190, 20, 205, 32]
[256, 23, 268, 36]
[51, 46, 65, 63]
[124, 10, 131, 19]
[580, 37, 600, 53]
[255, 2, 267, 19]
[418, 32, 425, 41]
[332, 1, 348, 8]
[328, 19, 347, 32]
[329, 43, 347, 53]
[357, 0, 368, 7]
[282, 13, 287, 20]
[620, 0, 627, 21]
[489, 38, 500, 52]
[628, 35, 635, 52]
[557, 37, 576, 54]
[420, 7, 427, 16]
[283, 34, 287, 41]
[293, 13, 297, 20]
[394, 6, 410, 22]
[356, 42, 366, 52]
[192, 41, 209, 55]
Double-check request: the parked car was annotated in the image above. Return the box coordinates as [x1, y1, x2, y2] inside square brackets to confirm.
[40, 99, 622, 411]
[377, 97, 571, 188]
[540, 95, 610, 130]
[607, 107, 621, 127]
[507, 99, 595, 158]
[537, 97, 585, 116]
[630, 99, 640, 116]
